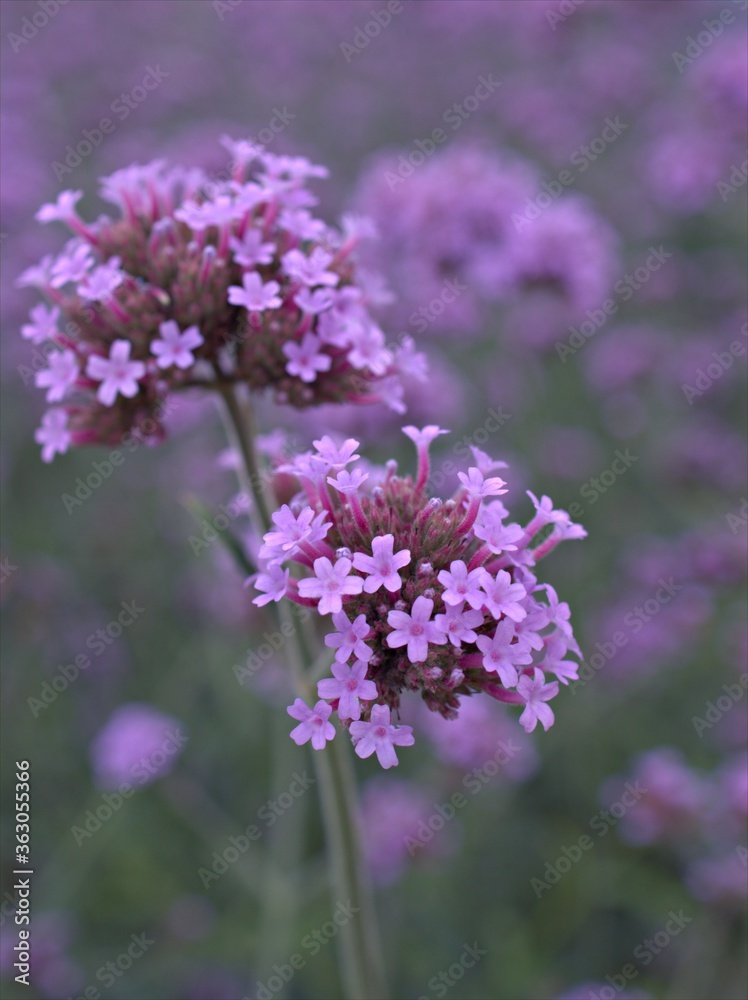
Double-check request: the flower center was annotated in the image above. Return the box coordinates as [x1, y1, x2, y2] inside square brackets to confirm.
[410, 623, 424, 636]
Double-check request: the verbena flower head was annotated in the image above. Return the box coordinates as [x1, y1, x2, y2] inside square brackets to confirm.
[255, 428, 586, 768]
[20, 139, 424, 461]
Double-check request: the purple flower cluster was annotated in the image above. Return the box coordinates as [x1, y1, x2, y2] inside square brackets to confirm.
[20, 138, 423, 461]
[604, 747, 747, 910]
[354, 144, 618, 349]
[254, 427, 585, 767]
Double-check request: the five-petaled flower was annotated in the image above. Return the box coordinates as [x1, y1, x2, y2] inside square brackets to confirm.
[298, 556, 364, 615]
[324, 611, 374, 663]
[349, 704, 414, 769]
[386, 596, 447, 663]
[287, 699, 336, 750]
[353, 535, 411, 593]
[317, 660, 378, 721]
[85, 340, 146, 406]
[151, 321, 204, 370]
[517, 668, 559, 733]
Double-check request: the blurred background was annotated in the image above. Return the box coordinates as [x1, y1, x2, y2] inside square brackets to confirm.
[1, 1, 746, 998]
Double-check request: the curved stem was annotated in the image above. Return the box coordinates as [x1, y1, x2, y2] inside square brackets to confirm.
[216, 383, 388, 1000]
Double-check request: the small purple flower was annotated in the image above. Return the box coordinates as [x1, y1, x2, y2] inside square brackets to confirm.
[34, 410, 71, 463]
[287, 699, 336, 750]
[475, 619, 532, 688]
[346, 322, 391, 373]
[327, 468, 370, 495]
[352, 534, 411, 594]
[386, 596, 447, 663]
[252, 564, 289, 607]
[317, 660, 378, 721]
[298, 557, 364, 615]
[264, 505, 312, 551]
[438, 560, 487, 609]
[469, 445, 509, 475]
[282, 247, 338, 287]
[21, 303, 61, 344]
[90, 703, 185, 789]
[517, 669, 559, 733]
[150, 321, 204, 370]
[86, 340, 146, 406]
[78, 257, 124, 302]
[474, 507, 524, 553]
[324, 611, 374, 663]
[434, 602, 484, 648]
[228, 272, 282, 312]
[50, 241, 93, 288]
[295, 287, 335, 315]
[480, 570, 528, 621]
[35, 350, 79, 402]
[36, 189, 84, 224]
[283, 333, 332, 383]
[229, 230, 275, 267]
[313, 436, 360, 469]
[402, 424, 450, 450]
[349, 704, 414, 769]
[458, 467, 508, 499]
[542, 635, 579, 685]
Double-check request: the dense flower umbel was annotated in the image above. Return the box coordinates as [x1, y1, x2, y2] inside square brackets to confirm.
[20, 138, 424, 461]
[254, 428, 586, 767]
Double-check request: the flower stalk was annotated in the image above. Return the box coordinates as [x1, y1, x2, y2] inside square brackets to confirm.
[217, 382, 388, 1000]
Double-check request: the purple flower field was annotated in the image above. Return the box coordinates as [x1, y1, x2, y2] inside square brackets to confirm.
[1, 2, 746, 998]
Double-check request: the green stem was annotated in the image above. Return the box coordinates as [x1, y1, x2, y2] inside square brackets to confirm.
[216, 383, 388, 1000]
